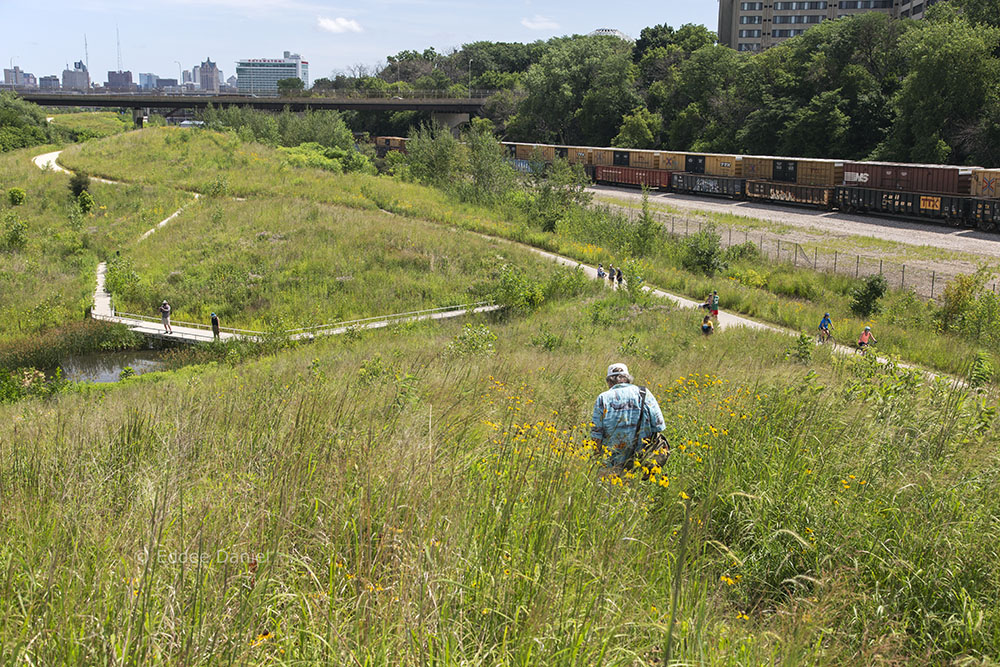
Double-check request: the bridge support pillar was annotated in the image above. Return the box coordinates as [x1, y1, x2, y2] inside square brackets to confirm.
[132, 108, 150, 128]
[431, 112, 470, 137]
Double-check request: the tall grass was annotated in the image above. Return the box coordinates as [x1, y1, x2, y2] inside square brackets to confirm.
[0, 297, 996, 662]
[0, 145, 187, 343]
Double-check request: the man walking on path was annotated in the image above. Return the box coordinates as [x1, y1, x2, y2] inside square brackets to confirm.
[709, 290, 720, 321]
[590, 363, 667, 471]
[159, 300, 173, 334]
[616, 268, 624, 289]
[211, 312, 220, 340]
[607, 264, 615, 288]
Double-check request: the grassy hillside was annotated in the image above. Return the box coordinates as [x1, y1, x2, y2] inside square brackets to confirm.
[60, 127, 998, 381]
[112, 195, 583, 329]
[0, 146, 187, 342]
[0, 293, 997, 663]
[48, 112, 133, 139]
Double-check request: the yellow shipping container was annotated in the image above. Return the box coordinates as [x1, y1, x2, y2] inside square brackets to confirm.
[563, 146, 591, 165]
[514, 143, 550, 161]
[705, 154, 742, 178]
[797, 159, 844, 187]
[973, 169, 1000, 199]
[592, 149, 615, 166]
[630, 150, 658, 169]
[658, 152, 687, 171]
[742, 156, 773, 181]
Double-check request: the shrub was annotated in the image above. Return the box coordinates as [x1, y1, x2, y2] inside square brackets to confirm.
[68, 172, 91, 198]
[723, 241, 763, 263]
[786, 333, 814, 364]
[447, 323, 497, 356]
[2, 212, 27, 251]
[681, 226, 726, 275]
[489, 264, 545, 313]
[7, 187, 25, 206]
[119, 366, 136, 381]
[850, 274, 888, 318]
[968, 351, 994, 389]
[77, 191, 95, 214]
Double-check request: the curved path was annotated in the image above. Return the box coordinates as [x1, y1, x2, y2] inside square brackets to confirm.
[34, 150, 499, 345]
[32, 148, 958, 381]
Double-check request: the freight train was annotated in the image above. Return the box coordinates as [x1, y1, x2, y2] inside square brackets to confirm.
[374, 137, 1000, 233]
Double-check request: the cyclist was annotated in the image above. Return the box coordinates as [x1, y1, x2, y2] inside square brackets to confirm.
[818, 312, 832, 344]
[857, 326, 877, 353]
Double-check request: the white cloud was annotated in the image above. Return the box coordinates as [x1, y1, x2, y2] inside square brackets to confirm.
[521, 14, 558, 30]
[317, 16, 363, 33]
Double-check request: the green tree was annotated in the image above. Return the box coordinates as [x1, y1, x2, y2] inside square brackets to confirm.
[461, 118, 516, 205]
[876, 14, 1000, 163]
[613, 107, 662, 148]
[276, 77, 305, 97]
[405, 123, 467, 187]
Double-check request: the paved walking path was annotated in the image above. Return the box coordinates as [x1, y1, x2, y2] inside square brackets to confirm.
[38, 149, 501, 346]
[32, 148, 960, 380]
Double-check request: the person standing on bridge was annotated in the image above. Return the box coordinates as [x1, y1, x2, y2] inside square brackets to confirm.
[211, 312, 220, 340]
[159, 300, 173, 335]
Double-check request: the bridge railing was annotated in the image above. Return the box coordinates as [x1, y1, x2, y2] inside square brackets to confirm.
[93, 301, 497, 339]
[20, 89, 506, 101]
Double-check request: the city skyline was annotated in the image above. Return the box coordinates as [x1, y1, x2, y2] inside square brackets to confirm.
[3, 0, 717, 85]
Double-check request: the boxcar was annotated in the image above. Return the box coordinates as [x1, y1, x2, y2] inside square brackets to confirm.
[705, 155, 742, 178]
[844, 162, 976, 195]
[748, 181, 834, 207]
[796, 159, 844, 187]
[742, 156, 774, 181]
[972, 169, 1000, 199]
[672, 173, 745, 198]
[659, 152, 687, 171]
[629, 149, 658, 169]
[593, 165, 671, 190]
[835, 187, 970, 222]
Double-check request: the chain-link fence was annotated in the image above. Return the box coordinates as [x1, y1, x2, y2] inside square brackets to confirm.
[616, 206, 999, 302]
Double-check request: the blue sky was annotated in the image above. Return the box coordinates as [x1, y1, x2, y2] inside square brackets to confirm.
[2, 0, 718, 83]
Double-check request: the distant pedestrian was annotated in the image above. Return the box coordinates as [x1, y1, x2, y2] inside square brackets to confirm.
[159, 300, 173, 334]
[702, 315, 714, 335]
[597, 263, 606, 279]
[709, 290, 720, 320]
[616, 268, 624, 288]
[607, 264, 615, 287]
[211, 312, 220, 339]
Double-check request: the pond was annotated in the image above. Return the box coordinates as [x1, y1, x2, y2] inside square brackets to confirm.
[59, 349, 167, 384]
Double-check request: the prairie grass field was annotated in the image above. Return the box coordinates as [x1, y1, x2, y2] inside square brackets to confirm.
[2, 121, 1000, 664]
[58, 128, 999, 381]
[0, 145, 188, 341]
[112, 195, 576, 330]
[47, 112, 134, 140]
[1, 295, 998, 664]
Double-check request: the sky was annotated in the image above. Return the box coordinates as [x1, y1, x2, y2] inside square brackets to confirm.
[1, 0, 718, 83]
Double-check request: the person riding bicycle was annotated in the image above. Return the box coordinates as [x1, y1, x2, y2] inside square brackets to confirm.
[818, 313, 832, 343]
[858, 326, 877, 351]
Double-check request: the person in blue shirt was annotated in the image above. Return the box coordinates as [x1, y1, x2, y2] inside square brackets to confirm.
[590, 362, 667, 470]
[818, 312, 832, 343]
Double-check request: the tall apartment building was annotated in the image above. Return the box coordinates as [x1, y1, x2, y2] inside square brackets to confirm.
[197, 58, 220, 93]
[3, 66, 33, 87]
[62, 61, 90, 91]
[719, 0, 940, 52]
[236, 51, 309, 96]
[138, 73, 158, 90]
[39, 75, 60, 90]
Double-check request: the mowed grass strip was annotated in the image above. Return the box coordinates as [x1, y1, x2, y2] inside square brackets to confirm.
[0, 297, 996, 663]
[114, 196, 564, 329]
[0, 146, 189, 341]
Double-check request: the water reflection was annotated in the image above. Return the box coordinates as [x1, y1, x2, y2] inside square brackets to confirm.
[60, 350, 166, 384]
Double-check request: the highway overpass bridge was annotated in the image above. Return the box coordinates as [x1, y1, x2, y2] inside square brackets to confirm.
[20, 91, 490, 130]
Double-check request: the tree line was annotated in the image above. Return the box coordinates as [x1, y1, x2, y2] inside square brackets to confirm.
[320, 0, 1000, 166]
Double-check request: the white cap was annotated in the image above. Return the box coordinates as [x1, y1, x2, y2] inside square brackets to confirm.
[607, 363, 629, 378]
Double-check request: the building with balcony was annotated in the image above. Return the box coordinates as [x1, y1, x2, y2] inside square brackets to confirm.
[718, 0, 939, 52]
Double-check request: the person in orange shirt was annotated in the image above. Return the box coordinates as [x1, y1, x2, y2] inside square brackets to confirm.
[857, 326, 877, 352]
